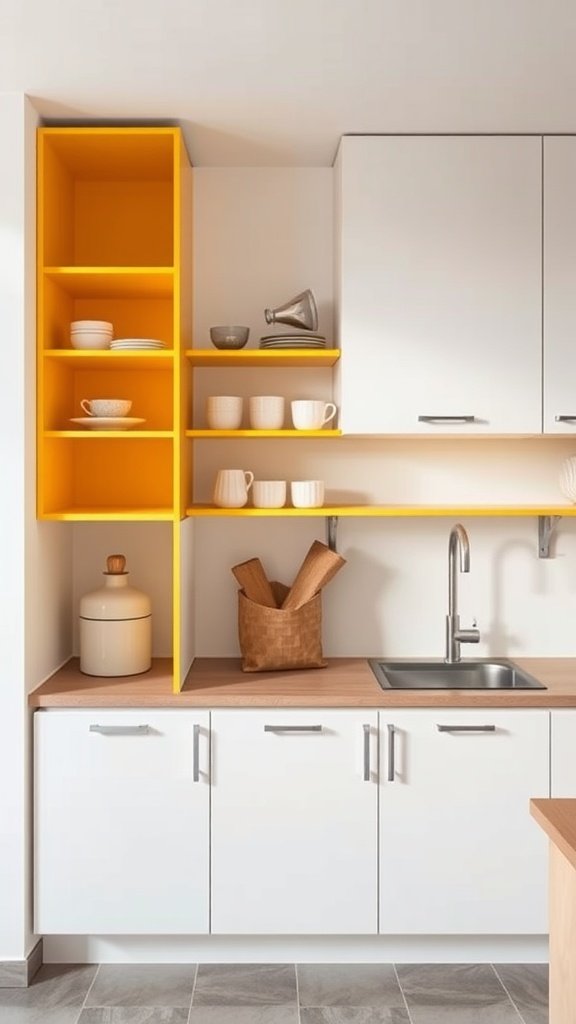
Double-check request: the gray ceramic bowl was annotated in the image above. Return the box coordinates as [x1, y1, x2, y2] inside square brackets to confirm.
[210, 325, 250, 350]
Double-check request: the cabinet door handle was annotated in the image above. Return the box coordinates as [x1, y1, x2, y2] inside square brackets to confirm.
[89, 724, 150, 735]
[387, 724, 395, 782]
[436, 724, 496, 733]
[264, 725, 323, 733]
[418, 415, 476, 424]
[555, 416, 576, 423]
[193, 723, 200, 782]
[363, 723, 371, 781]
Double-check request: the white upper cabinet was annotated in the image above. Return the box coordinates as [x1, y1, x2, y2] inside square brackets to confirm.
[335, 136, 542, 435]
[544, 138, 576, 433]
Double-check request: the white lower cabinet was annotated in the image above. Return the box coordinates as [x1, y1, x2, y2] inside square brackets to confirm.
[379, 710, 550, 934]
[210, 709, 379, 934]
[551, 710, 576, 794]
[34, 709, 210, 934]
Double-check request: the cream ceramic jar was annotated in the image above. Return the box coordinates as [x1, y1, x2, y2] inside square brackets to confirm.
[79, 554, 151, 676]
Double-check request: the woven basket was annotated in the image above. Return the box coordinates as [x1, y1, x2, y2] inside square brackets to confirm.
[238, 581, 327, 672]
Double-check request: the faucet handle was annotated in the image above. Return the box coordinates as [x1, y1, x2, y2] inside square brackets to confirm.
[457, 625, 480, 644]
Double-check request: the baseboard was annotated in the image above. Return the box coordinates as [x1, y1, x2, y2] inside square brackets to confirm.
[43, 934, 549, 964]
[0, 938, 43, 987]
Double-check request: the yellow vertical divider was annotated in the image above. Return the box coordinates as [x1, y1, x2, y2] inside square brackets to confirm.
[172, 130, 194, 692]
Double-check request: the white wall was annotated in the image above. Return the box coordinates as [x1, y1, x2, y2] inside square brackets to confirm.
[192, 166, 576, 659]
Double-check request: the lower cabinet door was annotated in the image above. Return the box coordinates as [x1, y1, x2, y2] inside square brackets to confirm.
[211, 709, 378, 934]
[379, 710, 549, 934]
[34, 709, 210, 934]
[551, 710, 576, 794]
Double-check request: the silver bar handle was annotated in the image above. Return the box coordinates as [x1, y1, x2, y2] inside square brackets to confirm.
[89, 724, 150, 735]
[363, 724, 371, 782]
[437, 724, 496, 733]
[555, 416, 576, 423]
[264, 725, 323, 733]
[387, 724, 395, 782]
[193, 723, 200, 782]
[418, 415, 476, 424]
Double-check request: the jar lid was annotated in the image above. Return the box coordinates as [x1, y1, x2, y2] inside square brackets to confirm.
[79, 554, 151, 621]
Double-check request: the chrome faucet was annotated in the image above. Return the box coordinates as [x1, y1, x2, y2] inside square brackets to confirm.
[446, 524, 480, 663]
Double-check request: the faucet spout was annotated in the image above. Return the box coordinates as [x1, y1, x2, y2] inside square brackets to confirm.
[446, 524, 480, 663]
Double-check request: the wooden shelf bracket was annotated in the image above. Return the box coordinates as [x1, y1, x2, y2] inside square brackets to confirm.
[538, 515, 562, 558]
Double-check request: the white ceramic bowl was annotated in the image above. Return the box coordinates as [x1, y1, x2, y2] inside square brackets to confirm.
[71, 332, 111, 350]
[71, 320, 113, 332]
[559, 456, 576, 502]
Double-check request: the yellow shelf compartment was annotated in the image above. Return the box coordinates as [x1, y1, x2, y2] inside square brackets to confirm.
[43, 267, 174, 298]
[41, 354, 174, 432]
[38, 436, 174, 520]
[39, 128, 178, 268]
[186, 429, 342, 439]
[186, 504, 576, 518]
[43, 350, 174, 370]
[40, 508, 176, 522]
[185, 348, 341, 368]
[45, 431, 174, 439]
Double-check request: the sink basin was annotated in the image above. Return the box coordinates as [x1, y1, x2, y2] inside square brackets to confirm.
[368, 658, 546, 690]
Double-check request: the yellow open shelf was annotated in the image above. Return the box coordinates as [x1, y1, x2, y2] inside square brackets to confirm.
[186, 348, 340, 367]
[42, 507, 176, 522]
[45, 431, 174, 439]
[44, 267, 174, 298]
[43, 350, 174, 369]
[186, 504, 576, 518]
[186, 429, 342, 438]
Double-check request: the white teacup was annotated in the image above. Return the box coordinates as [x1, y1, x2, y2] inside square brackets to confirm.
[291, 480, 325, 508]
[213, 469, 254, 508]
[206, 396, 243, 430]
[291, 400, 337, 430]
[252, 480, 287, 509]
[249, 396, 285, 430]
[80, 398, 132, 418]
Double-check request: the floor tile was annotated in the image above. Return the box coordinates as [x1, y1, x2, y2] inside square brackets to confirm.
[297, 965, 405, 1010]
[189, 1008, 299, 1023]
[0, 964, 98, 1009]
[493, 964, 549, 1024]
[79, 1010, 189, 1024]
[85, 965, 195, 1009]
[395, 963, 520, 1023]
[300, 1009, 411, 1023]
[0, 1010, 81, 1024]
[193, 965, 297, 1006]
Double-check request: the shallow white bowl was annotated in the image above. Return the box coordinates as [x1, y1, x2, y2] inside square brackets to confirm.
[71, 320, 113, 332]
[70, 334, 111, 350]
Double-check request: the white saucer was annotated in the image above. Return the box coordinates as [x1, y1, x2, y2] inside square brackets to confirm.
[70, 417, 146, 430]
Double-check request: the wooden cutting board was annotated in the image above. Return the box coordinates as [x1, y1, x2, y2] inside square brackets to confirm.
[281, 540, 346, 610]
[231, 558, 278, 608]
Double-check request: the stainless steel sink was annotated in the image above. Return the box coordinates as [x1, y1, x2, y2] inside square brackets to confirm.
[368, 658, 546, 690]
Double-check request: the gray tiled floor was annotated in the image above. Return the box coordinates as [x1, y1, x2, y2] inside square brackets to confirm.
[0, 962, 549, 1024]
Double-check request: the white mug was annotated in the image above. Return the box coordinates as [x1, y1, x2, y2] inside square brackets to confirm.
[206, 396, 243, 430]
[249, 395, 285, 430]
[252, 480, 287, 508]
[81, 398, 132, 418]
[291, 480, 325, 508]
[213, 469, 254, 508]
[291, 400, 337, 430]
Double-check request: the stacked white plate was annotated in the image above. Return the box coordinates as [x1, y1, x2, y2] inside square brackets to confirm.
[110, 338, 166, 350]
[260, 333, 326, 349]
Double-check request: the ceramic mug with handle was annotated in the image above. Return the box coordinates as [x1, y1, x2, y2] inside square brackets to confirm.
[213, 469, 254, 508]
[291, 400, 337, 430]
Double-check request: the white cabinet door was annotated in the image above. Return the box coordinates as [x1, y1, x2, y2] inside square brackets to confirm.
[544, 138, 576, 433]
[211, 709, 378, 934]
[551, 710, 576, 794]
[336, 136, 542, 435]
[35, 709, 210, 934]
[379, 710, 549, 934]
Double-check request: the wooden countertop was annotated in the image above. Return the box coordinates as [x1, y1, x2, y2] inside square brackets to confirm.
[531, 799, 576, 871]
[28, 656, 576, 708]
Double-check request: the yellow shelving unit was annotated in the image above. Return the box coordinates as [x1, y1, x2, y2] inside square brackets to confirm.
[37, 126, 193, 693]
[186, 504, 576, 518]
[186, 429, 341, 439]
[186, 348, 340, 368]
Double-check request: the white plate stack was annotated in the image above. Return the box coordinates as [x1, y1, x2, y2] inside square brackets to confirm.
[110, 338, 167, 350]
[259, 333, 326, 349]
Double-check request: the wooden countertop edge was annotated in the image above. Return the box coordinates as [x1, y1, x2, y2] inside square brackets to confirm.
[28, 656, 576, 708]
[531, 799, 576, 871]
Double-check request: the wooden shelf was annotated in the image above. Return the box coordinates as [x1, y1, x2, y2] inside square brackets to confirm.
[44, 267, 174, 297]
[186, 503, 576, 518]
[186, 429, 341, 438]
[185, 348, 340, 367]
[42, 350, 174, 370]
